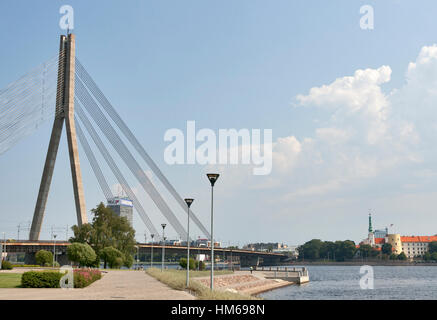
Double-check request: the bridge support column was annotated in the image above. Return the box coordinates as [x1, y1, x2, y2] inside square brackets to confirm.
[29, 34, 87, 241]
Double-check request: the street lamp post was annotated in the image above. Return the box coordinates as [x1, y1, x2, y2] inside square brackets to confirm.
[184, 198, 194, 287]
[136, 245, 139, 269]
[161, 224, 166, 271]
[206, 173, 219, 290]
[53, 234, 57, 268]
[151, 233, 155, 268]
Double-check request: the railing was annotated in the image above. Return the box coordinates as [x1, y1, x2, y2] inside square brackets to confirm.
[255, 266, 308, 278]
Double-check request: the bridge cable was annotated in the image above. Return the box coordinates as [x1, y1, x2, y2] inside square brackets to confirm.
[74, 77, 187, 239]
[75, 120, 114, 200]
[75, 58, 210, 238]
[75, 101, 160, 239]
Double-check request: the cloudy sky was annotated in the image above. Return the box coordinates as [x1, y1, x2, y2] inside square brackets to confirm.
[1, 1, 437, 245]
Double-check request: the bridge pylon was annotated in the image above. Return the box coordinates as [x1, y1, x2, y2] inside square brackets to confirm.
[29, 34, 87, 240]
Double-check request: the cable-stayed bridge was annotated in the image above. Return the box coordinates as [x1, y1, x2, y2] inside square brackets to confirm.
[0, 34, 210, 241]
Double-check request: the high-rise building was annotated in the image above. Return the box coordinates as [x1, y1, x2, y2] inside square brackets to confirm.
[107, 197, 133, 227]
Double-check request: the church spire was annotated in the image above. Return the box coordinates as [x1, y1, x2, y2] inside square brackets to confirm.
[368, 212, 373, 233]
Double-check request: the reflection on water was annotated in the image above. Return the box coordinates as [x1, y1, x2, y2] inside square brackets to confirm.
[259, 265, 437, 300]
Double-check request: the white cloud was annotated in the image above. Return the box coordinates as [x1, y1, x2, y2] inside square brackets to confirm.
[231, 45, 437, 204]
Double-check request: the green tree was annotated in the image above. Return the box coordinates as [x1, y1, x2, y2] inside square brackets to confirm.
[359, 244, 379, 259]
[390, 253, 398, 260]
[67, 243, 97, 267]
[35, 250, 53, 266]
[123, 253, 134, 268]
[179, 258, 198, 270]
[320, 241, 336, 260]
[382, 243, 392, 255]
[100, 246, 124, 269]
[70, 202, 136, 266]
[335, 240, 357, 261]
[423, 252, 432, 261]
[69, 223, 94, 246]
[297, 239, 324, 260]
[428, 242, 437, 254]
[431, 252, 437, 261]
[397, 252, 407, 260]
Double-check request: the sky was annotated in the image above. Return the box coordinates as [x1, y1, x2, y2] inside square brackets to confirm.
[1, 0, 437, 245]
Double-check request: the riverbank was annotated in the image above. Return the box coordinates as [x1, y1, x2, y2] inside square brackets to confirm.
[146, 268, 297, 298]
[195, 271, 296, 296]
[284, 261, 437, 266]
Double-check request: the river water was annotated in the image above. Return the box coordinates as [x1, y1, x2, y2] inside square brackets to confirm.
[259, 265, 437, 300]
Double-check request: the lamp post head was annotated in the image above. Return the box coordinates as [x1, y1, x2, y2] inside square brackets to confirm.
[151, 234, 155, 239]
[161, 223, 166, 230]
[206, 173, 220, 186]
[53, 234, 57, 239]
[184, 198, 194, 208]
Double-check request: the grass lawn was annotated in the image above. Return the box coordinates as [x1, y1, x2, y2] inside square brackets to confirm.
[0, 273, 22, 288]
[146, 268, 259, 300]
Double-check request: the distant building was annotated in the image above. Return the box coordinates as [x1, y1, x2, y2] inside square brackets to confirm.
[165, 239, 181, 246]
[359, 214, 437, 259]
[400, 236, 437, 259]
[195, 238, 220, 248]
[244, 242, 291, 253]
[107, 197, 133, 227]
[374, 228, 388, 239]
[361, 213, 375, 246]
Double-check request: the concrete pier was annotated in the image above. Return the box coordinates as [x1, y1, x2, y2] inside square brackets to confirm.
[255, 266, 309, 284]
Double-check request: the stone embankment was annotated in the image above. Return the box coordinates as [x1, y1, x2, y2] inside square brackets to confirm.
[195, 271, 297, 295]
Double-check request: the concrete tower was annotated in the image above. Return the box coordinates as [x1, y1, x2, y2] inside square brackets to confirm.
[29, 34, 87, 240]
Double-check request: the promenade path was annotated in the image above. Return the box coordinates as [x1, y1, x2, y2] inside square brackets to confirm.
[0, 269, 195, 300]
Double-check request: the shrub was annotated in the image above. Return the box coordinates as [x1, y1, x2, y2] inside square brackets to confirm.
[198, 260, 206, 271]
[397, 252, 407, 260]
[67, 243, 97, 267]
[11, 264, 40, 268]
[35, 250, 53, 266]
[123, 254, 134, 268]
[44, 261, 60, 267]
[1, 260, 13, 270]
[100, 246, 124, 269]
[21, 271, 63, 288]
[179, 258, 198, 270]
[73, 269, 102, 288]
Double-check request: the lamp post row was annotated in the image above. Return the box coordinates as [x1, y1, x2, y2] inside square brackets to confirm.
[149, 173, 219, 292]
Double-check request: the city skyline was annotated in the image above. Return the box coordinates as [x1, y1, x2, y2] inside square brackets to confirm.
[1, 1, 437, 245]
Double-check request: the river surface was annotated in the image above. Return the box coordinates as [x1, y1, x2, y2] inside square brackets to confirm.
[259, 265, 437, 300]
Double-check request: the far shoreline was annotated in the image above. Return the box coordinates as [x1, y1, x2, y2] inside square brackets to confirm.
[277, 261, 437, 267]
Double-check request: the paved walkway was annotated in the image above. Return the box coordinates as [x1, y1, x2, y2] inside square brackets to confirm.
[0, 270, 195, 300]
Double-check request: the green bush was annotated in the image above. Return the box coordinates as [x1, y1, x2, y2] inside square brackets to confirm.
[123, 254, 134, 268]
[397, 252, 407, 260]
[35, 250, 53, 266]
[43, 261, 60, 267]
[1, 260, 13, 270]
[179, 258, 198, 270]
[67, 243, 97, 267]
[198, 260, 206, 271]
[100, 246, 124, 269]
[11, 264, 40, 268]
[21, 271, 63, 288]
